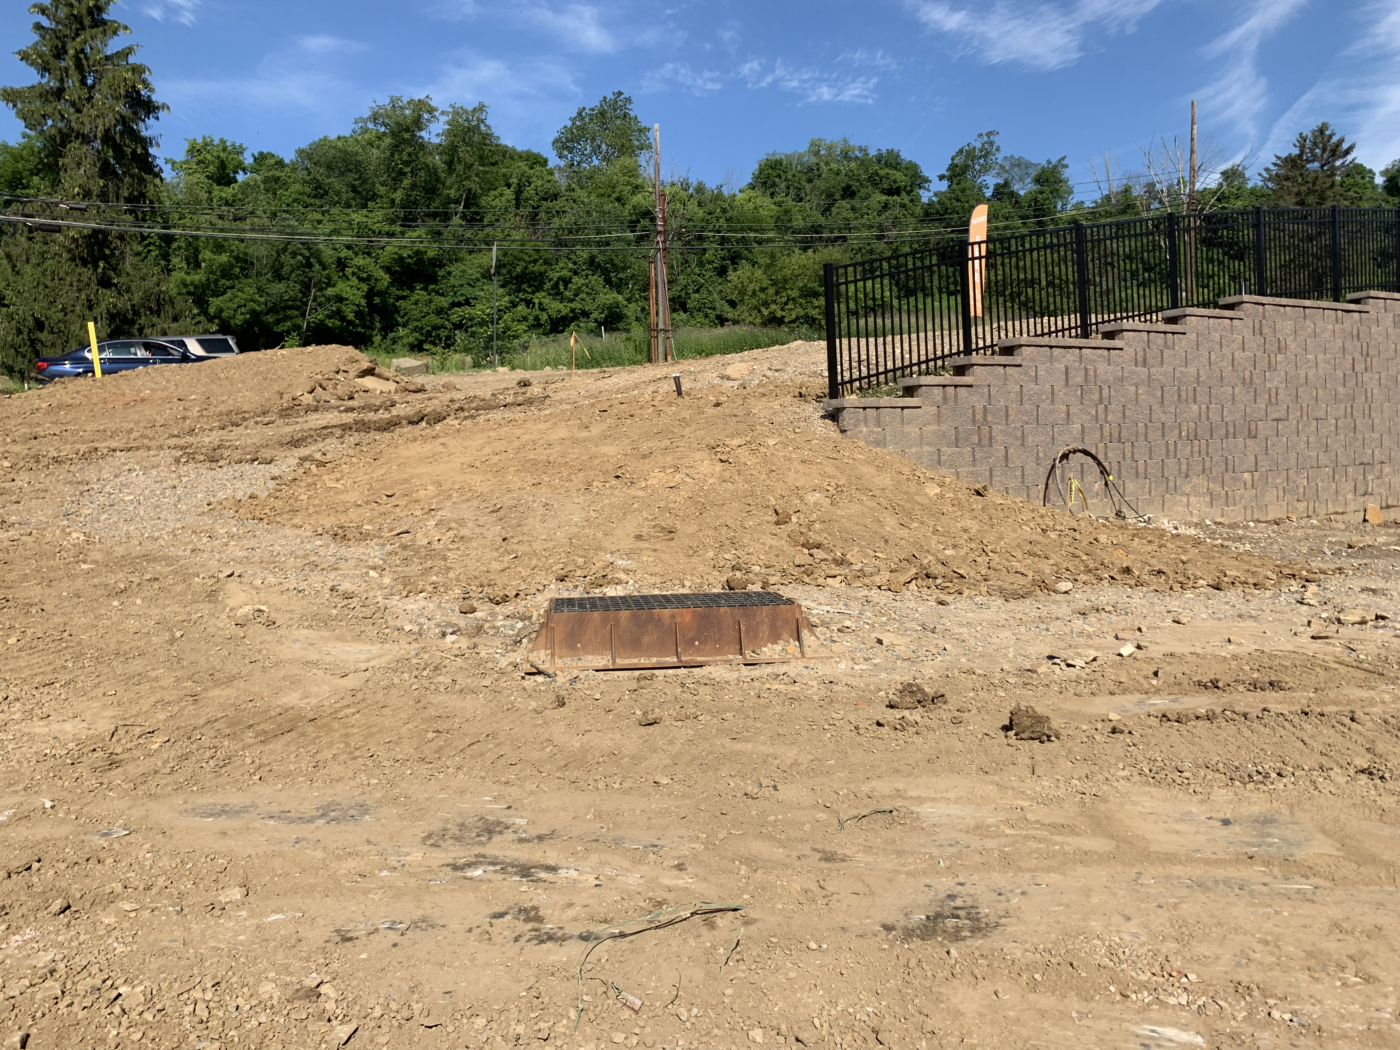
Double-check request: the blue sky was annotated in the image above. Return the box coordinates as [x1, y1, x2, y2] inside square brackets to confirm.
[2, 0, 1398, 196]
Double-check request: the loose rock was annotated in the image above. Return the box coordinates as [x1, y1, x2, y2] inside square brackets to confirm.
[1009, 705, 1058, 742]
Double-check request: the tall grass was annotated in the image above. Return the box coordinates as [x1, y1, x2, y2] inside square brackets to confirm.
[366, 326, 814, 376]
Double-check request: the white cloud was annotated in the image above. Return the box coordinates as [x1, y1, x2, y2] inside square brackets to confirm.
[1250, 0, 1400, 169]
[139, 0, 200, 25]
[739, 59, 878, 104]
[520, 4, 617, 54]
[643, 62, 723, 95]
[906, 0, 1161, 71]
[297, 35, 370, 56]
[1194, 0, 1308, 144]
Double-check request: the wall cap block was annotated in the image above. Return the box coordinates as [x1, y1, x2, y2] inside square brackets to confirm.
[823, 397, 913, 409]
[897, 376, 975, 389]
[1097, 321, 1193, 336]
[1346, 290, 1400, 303]
[1161, 307, 1245, 322]
[995, 336, 1127, 351]
[1219, 294, 1368, 313]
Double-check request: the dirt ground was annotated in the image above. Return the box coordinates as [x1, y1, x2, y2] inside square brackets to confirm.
[1, 344, 1398, 1050]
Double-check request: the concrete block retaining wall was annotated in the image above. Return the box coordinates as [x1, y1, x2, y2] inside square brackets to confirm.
[826, 291, 1400, 521]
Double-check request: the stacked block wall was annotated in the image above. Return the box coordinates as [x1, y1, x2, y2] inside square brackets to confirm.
[829, 292, 1400, 521]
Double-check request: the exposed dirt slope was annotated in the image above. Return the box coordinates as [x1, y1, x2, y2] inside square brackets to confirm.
[1, 341, 1396, 1050]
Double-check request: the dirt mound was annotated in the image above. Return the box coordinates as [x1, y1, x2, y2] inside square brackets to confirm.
[238, 356, 1308, 601]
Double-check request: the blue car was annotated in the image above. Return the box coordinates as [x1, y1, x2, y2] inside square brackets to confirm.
[31, 339, 201, 383]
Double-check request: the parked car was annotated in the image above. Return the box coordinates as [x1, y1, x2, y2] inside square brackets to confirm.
[148, 333, 242, 357]
[30, 339, 202, 382]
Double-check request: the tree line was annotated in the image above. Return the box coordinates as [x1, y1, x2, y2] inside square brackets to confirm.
[2, 0, 1398, 380]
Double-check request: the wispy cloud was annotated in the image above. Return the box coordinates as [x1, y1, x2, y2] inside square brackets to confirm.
[520, 3, 617, 54]
[643, 62, 723, 95]
[906, 0, 1162, 71]
[1244, 0, 1400, 169]
[297, 35, 369, 56]
[739, 59, 878, 103]
[139, 0, 200, 25]
[1195, 0, 1308, 144]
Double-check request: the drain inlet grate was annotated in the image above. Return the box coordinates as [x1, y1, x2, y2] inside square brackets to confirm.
[550, 591, 797, 614]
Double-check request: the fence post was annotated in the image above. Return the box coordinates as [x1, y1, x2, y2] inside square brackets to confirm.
[1166, 212, 1180, 310]
[823, 262, 840, 400]
[959, 239, 975, 356]
[1330, 203, 1343, 302]
[1395, 207, 1400, 293]
[1073, 221, 1091, 339]
[1254, 206, 1267, 297]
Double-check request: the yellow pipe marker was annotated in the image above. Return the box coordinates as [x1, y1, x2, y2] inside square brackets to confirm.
[88, 321, 102, 378]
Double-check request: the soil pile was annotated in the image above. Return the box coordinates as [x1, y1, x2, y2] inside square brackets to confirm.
[231, 348, 1309, 602]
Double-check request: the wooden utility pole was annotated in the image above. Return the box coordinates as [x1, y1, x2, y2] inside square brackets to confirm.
[1186, 100, 1198, 301]
[650, 124, 673, 363]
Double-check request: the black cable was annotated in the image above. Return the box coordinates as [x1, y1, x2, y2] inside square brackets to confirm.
[1041, 446, 1151, 523]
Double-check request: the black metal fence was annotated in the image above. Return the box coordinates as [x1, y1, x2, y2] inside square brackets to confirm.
[823, 204, 1400, 398]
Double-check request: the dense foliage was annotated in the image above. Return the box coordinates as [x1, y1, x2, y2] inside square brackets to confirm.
[2, 1, 1399, 380]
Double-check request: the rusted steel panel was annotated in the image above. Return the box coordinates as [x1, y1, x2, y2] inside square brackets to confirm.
[528, 592, 810, 672]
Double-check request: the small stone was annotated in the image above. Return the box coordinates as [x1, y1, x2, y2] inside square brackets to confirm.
[329, 1023, 359, 1047]
[1364, 504, 1383, 525]
[218, 886, 248, 903]
[46, 898, 69, 917]
[392, 357, 428, 377]
[458, 602, 477, 615]
[1054, 582, 1074, 594]
[726, 574, 755, 591]
[1172, 613, 1192, 625]
[302, 974, 323, 990]
[807, 942, 819, 951]
[653, 776, 671, 786]
[118, 901, 141, 912]
[1337, 608, 1377, 625]
[1118, 645, 1136, 658]
[612, 1034, 627, 1044]
[637, 711, 662, 727]
[748, 1030, 765, 1045]
[5, 1033, 29, 1050]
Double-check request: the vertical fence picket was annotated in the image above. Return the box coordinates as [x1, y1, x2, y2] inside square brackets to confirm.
[1254, 207, 1267, 297]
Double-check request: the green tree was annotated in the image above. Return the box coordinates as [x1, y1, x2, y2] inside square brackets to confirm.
[552, 91, 650, 170]
[1262, 122, 1364, 207]
[1382, 159, 1400, 200]
[0, 135, 46, 194]
[1, 0, 165, 203]
[0, 0, 180, 379]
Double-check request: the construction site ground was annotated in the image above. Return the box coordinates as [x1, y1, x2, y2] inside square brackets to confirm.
[1, 343, 1398, 1050]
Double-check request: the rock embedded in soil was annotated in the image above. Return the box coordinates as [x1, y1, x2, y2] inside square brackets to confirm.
[1009, 705, 1058, 742]
[887, 681, 947, 710]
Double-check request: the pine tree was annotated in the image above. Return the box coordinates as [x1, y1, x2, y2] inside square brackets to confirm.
[0, 0, 179, 380]
[1, 0, 165, 204]
[1262, 123, 1359, 207]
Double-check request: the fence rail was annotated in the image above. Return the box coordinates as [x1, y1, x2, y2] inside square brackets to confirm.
[823, 204, 1400, 398]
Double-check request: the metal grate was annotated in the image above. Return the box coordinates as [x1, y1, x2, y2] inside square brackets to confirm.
[551, 592, 797, 614]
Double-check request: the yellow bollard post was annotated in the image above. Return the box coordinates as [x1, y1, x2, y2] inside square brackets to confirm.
[88, 321, 102, 379]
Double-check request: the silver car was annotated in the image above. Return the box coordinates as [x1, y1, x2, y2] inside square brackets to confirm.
[148, 334, 242, 357]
